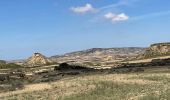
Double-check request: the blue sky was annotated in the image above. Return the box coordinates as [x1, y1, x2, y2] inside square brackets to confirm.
[0, 0, 170, 60]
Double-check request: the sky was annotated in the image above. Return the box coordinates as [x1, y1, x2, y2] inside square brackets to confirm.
[0, 0, 170, 60]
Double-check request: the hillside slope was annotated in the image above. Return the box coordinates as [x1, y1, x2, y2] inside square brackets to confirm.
[50, 48, 146, 66]
[138, 42, 170, 59]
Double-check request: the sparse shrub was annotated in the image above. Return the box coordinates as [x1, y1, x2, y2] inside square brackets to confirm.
[131, 68, 144, 72]
[0, 73, 24, 92]
[54, 63, 88, 71]
[44, 62, 59, 66]
[65, 72, 80, 75]
[9, 80, 24, 91]
[0, 75, 9, 82]
[0, 60, 6, 64]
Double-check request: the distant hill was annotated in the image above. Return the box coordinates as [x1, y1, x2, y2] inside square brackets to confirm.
[50, 47, 146, 66]
[10, 42, 170, 68]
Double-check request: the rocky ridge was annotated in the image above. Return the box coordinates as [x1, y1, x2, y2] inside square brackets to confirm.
[138, 42, 170, 59]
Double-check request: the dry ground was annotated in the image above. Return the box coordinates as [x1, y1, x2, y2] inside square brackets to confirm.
[127, 56, 170, 64]
[0, 67, 170, 100]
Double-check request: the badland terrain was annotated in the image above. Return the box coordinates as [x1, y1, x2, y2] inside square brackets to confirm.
[0, 42, 170, 100]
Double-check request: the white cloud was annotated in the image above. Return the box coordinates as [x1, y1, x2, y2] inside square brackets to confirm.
[104, 12, 129, 22]
[71, 4, 96, 14]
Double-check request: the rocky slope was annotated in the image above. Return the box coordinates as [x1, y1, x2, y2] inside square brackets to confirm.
[138, 42, 170, 59]
[25, 53, 51, 67]
[50, 48, 146, 66]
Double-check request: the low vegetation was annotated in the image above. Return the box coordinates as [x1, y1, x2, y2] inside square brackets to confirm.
[141, 51, 170, 59]
[0, 65, 169, 100]
[0, 70, 26, 93]
[0, 60, 22, 69]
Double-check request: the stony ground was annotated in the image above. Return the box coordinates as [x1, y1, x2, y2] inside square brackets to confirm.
[0, 67, 169, 100]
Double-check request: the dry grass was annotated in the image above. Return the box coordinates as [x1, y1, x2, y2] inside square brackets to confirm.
[0, 67, 170, 100]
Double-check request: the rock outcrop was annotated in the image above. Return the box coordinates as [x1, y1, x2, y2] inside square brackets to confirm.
[138, 42, 170, 59]
[150, 43, 170, 53]
[25, 53, 51, 67]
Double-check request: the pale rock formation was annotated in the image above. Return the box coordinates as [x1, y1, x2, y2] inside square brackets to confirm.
[26, 53, 51, 67]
